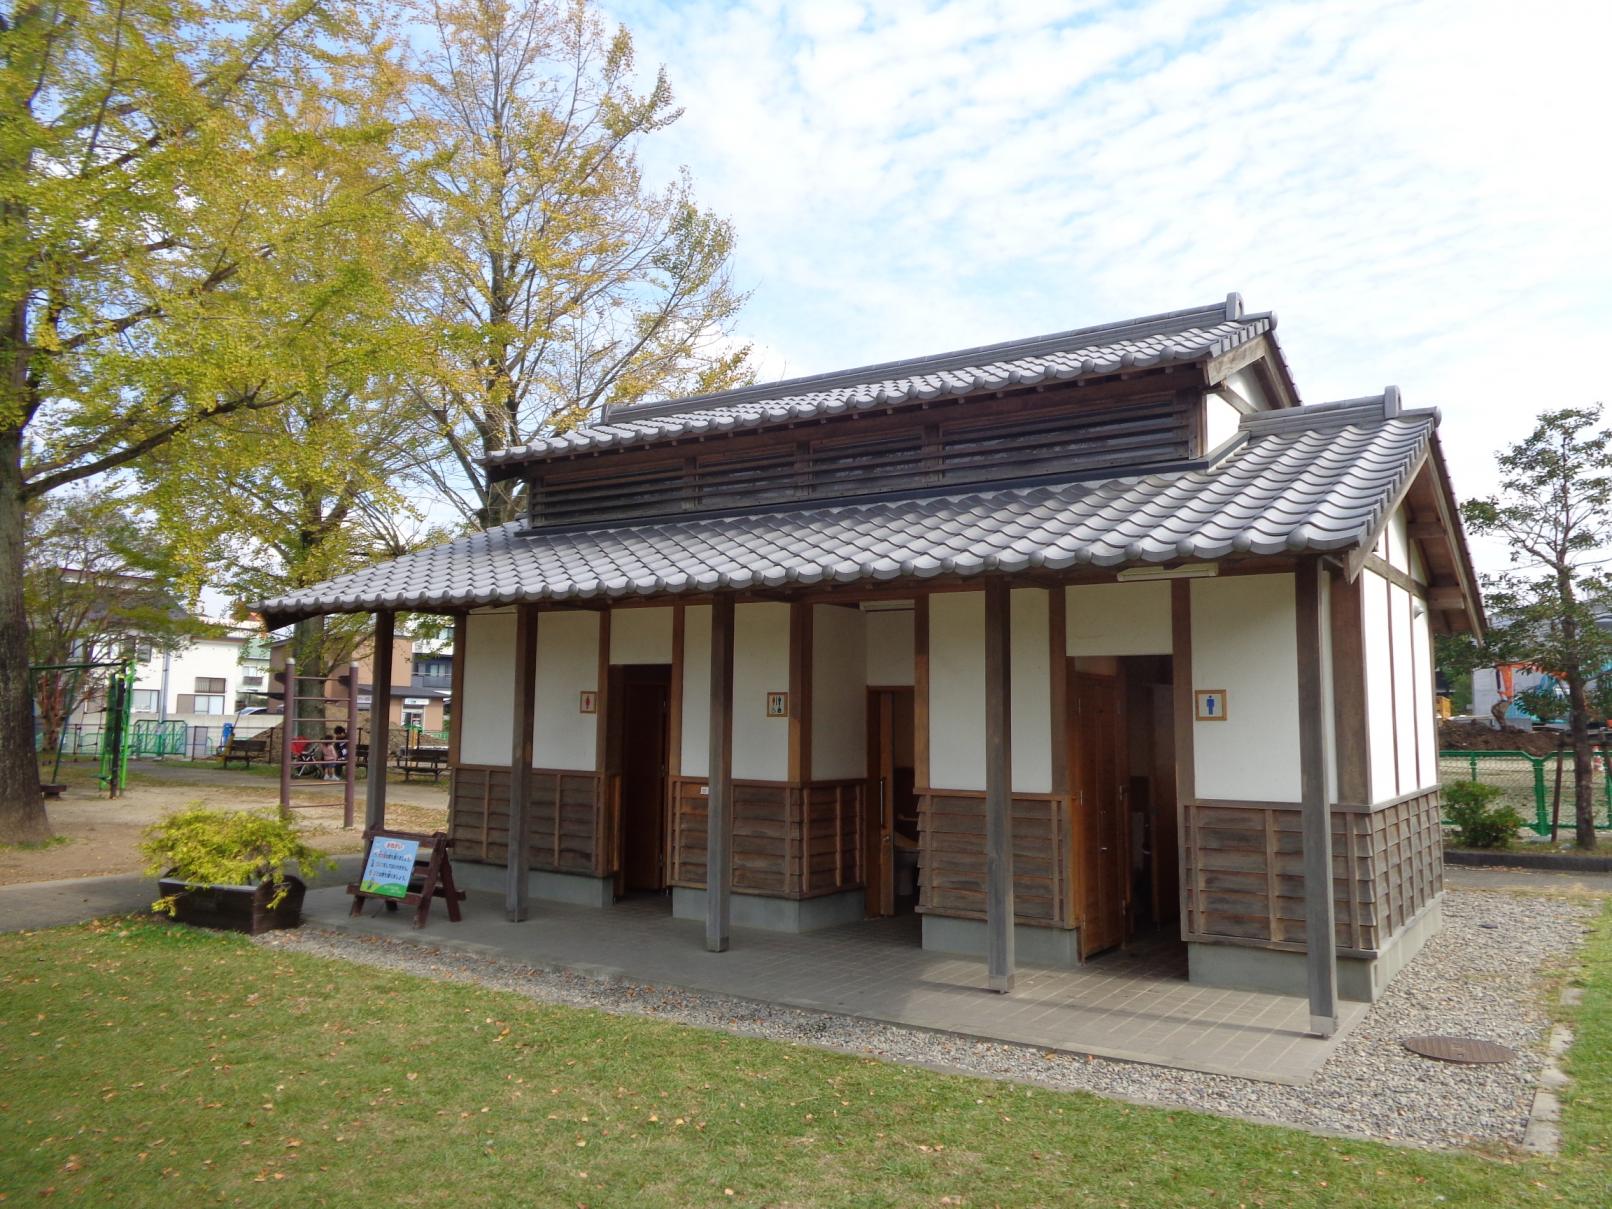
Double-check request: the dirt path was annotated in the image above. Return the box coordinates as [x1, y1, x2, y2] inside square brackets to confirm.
[3, 761, 449, 886]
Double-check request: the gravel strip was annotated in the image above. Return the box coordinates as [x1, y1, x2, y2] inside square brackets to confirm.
[255, 888, 1595, 1150]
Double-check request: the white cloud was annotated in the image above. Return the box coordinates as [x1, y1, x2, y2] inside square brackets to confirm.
[604, 0, 1612, 568]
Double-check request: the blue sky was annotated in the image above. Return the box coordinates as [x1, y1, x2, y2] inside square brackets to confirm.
[603, 0, 1612, 570]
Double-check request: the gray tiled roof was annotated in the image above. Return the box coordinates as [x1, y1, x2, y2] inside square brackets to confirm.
[259, 394, 1436, 624]
[483, 296, 1276, 468]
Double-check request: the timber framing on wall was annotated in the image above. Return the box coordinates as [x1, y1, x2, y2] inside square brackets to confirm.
[1328, 571, 1370, 805]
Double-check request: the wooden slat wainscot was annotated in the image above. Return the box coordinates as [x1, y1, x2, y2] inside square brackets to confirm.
[448, 767, 609, 878]
[667, 777, 866, 900]
[1179, 787, 1442, 958]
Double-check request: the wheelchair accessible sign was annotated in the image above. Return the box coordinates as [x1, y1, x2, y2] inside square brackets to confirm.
[359, 836, 420, 899]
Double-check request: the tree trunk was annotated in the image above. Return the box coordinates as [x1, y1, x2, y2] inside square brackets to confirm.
[1565, 668, 1598, 849]
[0, 424, 51, 840]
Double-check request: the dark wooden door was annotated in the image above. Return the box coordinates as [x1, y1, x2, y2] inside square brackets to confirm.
[619, 668, 671, 893]
[866, 689, 896, 917]
[864, 687, 916, 917]
[1071, 671, 1127, 957]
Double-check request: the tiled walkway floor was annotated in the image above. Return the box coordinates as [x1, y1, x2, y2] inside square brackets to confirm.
[303, 888, 1365, 1084]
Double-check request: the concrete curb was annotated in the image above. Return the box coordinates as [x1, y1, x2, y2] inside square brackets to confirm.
[1521, 983, 1581, 1156]
[1445, 849, 1612, 873]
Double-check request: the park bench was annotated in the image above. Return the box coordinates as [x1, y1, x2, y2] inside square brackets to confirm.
[393, 746, 449, 783]
[220, 736, 272, 769]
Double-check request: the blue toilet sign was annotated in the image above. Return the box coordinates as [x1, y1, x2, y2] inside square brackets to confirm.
[1194, 689, 1228, 721]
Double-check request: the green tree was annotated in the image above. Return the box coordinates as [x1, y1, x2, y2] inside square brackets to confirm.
[401, 0, 752, 527]
[24, 485, 213, 754]
[1464, 406, 1612, 849]
[1, 0, 410, 840]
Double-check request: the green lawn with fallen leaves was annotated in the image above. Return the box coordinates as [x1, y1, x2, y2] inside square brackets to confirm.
[1, 907, 1608, 1208]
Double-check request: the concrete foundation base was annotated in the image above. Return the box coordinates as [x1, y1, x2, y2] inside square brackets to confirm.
[920, 914, 1081, 968]
[1188, 895, 1443, 1002]
[452, 861, 615, 909]
[672, 886, 867, 933]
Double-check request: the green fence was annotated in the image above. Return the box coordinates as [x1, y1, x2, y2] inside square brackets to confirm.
[1438, 750, 1612, 835]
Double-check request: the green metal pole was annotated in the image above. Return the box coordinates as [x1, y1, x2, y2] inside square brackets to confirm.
[1532, 756, 1549, 838]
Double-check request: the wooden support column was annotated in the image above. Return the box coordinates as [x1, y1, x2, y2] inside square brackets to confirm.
[364, 612, 395, 831]
[1329, 574, 1370, 805]
[983, 578, 1015, 993]
[706, 593, 736, 953]
[506, 605, 539, 923]
[1296, 560, 1339, 1036]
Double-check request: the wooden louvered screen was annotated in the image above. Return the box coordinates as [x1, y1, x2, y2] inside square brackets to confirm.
[527, 389, 1192, 527]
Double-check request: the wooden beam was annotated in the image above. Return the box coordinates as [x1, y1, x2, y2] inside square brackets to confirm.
[706, 593, 736, 953]
[1296, 560, 1338, 1037]
[506, 605, 539, 922]
[788, 602, 812, 784]
[1170, 581, 1196, 935]
[983, 577, 1015, 993]
[668, 605, 685, 779]
[1329, 573, 1370, 806]
[1047, 588, 1074, 931]
[364, 612, 395, 832]
[446, 614, 467, 771]
[1361, 552, 1428, 599]
[914, 596, 930, 794]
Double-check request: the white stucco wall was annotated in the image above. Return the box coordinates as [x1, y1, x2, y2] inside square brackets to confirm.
[929, 592, 985, 791]
[926, 590, 1051, 793]
[865, 607, 915, 686]
[1412, 600, 1438, 788]
[1204, 392, 1243, 452]
[460, 609, 516, 765]
[609, 606, 673, 664]
[681, 605, 711, 777]
[1362, 569, 1398, 802]
[1385, 507, 1410, 574]
[1066, 582, 1172, 656]
[1226, 366, 1271, 411]
[1389, 582, 1419, 792]
[1011, 588, 1052, 793]
[812, 604, 867, 780]
[679, 604, 789, 781]
[733, 602, 791, 780]
[1190, 574, 1301, 802]
[532, 611, 599, 771]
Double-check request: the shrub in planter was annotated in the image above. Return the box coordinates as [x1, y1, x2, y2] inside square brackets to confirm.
[141, 808, 334, 933]
[1444, 780, 1527, 849]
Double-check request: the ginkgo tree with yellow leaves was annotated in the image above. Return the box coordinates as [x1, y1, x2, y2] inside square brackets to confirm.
[0, 0, 417, 841]
[399, 0, 754, 527]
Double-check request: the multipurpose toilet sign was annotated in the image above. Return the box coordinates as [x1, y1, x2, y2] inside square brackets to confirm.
[359, 834, 420, 899]
[1194, 689, 1228, 722]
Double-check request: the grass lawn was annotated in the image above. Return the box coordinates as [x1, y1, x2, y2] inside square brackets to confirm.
[1, 908, 1608, 1208]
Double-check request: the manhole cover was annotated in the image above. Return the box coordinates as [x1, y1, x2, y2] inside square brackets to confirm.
[1403, 1035, 1517, 1064]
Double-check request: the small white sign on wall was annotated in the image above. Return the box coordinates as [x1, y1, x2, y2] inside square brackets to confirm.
[1194, 689, 1228, 722]
[766, 691, 788, 718]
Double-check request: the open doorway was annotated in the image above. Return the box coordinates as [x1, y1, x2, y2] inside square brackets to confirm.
[865, 687, 918, 917]
[1067, 655, 1178, 959]
[611, 665, 671, 896]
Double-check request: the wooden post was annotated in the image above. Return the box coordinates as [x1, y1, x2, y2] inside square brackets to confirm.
[984, 578, 1015, 993]
[344, 662, 358, 829]
[365, 612, 395, 832]
[507, 605, 538, 922]
[706, 593, 736, 953]
[279, 657, 295, 820]
[1296, 560, 1338, 1036]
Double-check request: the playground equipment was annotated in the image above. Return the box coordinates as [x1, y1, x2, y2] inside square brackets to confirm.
[277, 659, 359, 828]
[31, 659, 134, 797]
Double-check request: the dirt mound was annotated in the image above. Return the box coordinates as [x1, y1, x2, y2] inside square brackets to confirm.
[1438, 720, 1563, 756]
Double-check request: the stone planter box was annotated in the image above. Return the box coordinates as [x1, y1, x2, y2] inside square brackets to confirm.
[155, 874, 307, 934]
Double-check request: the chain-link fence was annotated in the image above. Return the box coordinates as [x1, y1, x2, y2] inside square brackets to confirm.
[1439, 749, 1612, 835]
